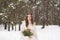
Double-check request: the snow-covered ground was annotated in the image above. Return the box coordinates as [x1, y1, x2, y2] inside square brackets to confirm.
[0, 25, 60, 40]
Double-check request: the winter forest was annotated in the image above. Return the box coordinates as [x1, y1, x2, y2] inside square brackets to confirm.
[0, 0, 60, 40]
[0, 0, 60, 31]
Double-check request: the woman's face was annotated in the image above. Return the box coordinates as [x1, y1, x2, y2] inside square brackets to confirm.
[27, 15, 31, 21]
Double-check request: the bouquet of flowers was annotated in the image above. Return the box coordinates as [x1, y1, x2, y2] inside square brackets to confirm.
[22, 29, 33, 38]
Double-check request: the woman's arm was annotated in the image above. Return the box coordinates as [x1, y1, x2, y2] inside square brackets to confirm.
[33, 22, 38, 40]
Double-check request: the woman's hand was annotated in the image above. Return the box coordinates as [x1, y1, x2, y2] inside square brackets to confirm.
[24, 28, 30, 31]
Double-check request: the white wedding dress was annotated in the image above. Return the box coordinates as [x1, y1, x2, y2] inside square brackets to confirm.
[20, 21, 38, 40]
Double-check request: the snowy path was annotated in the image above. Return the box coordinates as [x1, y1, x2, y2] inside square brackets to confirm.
[0, 25, 60, 40]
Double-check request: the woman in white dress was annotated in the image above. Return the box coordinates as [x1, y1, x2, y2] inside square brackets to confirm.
[20, 14, 38, 40]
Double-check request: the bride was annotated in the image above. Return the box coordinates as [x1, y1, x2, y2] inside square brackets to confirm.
[20, 14, 38, 40]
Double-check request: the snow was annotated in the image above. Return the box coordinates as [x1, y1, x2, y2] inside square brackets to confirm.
[36, 25, 60, 40]
[0, 25, 60, 40]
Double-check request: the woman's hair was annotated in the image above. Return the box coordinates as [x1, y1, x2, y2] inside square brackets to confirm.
[25, 14, 34, 27]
